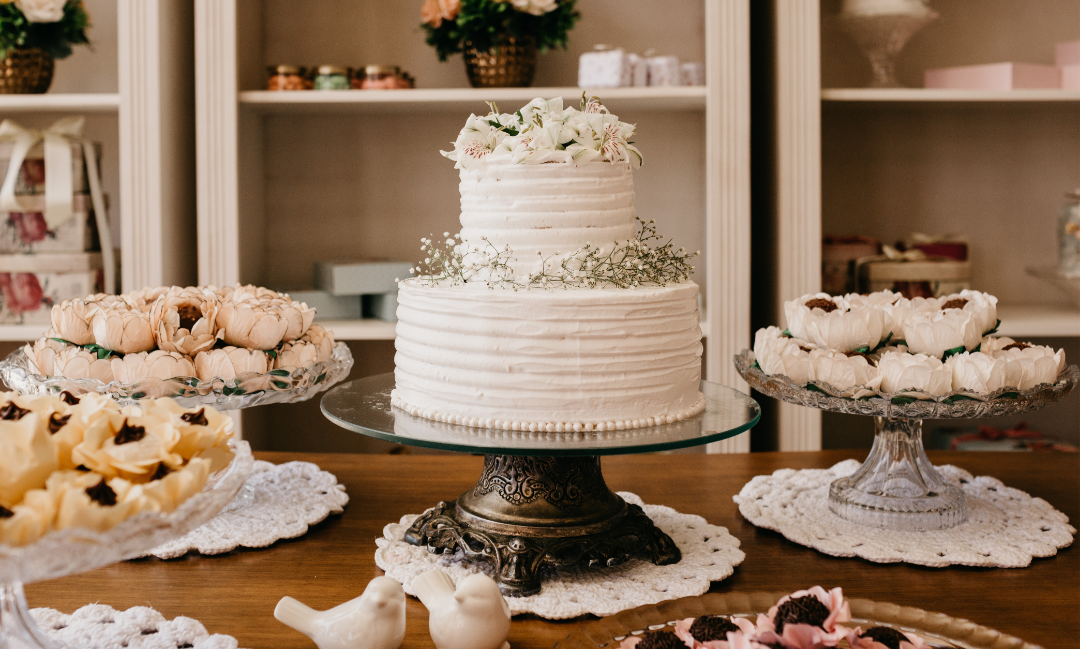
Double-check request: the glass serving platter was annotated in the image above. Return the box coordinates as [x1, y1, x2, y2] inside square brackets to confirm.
[0, 440, 254, 649]
[0, 342, 354, 409]
[555, 591, 1037, 649]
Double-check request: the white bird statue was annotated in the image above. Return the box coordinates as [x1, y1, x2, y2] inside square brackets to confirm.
[274, 576, 406, 649]
[411, 570, 511, 649]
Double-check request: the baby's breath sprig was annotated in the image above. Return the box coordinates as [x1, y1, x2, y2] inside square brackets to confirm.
[407, 217, 698, 290]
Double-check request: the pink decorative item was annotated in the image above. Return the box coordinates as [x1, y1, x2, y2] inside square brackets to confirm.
[0, 252, 105, 323]
[1061, 65, 1080, 90]
[1056, 40, 1080, 66]
[679, 62, 705, 86]
[627, 53, 647, 87]
[924, 62, 1061, 90]
[646, 55, 680, 86]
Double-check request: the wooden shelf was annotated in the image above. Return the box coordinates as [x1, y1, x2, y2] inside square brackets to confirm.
[996, 304, 1080, 338]
[0, 93, 120, 113]
[821, 88, 1080, 104]
[238, 86, 707, 114]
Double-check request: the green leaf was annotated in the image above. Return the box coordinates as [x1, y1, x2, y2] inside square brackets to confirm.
[782, 329, 791, 338]
[973, 342, 981, 353]
[943, 394, 979, 404]
[131, 392, 146, 400]
[314, 372, 326, 385]
[891, 396, 917, 405]
[984, 319, 1001, 336]
[751, 360, 760, 370]
[854, 346, 870, 354]
[271, 380, 289, 389]
[941, 345, 966, 360]
[269, 369, 290, 377]
[998, 391, 1019, 400]
[806, 383, 828, 394]
[266, 349, 278, 360]
[872, 331, 893, 352]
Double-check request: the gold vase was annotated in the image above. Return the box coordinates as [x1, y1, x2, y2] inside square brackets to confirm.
[0, 48, 55, 94]
[463, 36, 537, 88]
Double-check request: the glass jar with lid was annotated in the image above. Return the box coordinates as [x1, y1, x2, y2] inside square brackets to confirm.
[314, 65, 351, 90]
[1060, 190, 1080, 277]
[267, 65, 307, 91]
[361, 65, 399, 89]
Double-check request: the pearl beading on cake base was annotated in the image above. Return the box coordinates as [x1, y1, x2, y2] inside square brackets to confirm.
[390, 390, 706, 432]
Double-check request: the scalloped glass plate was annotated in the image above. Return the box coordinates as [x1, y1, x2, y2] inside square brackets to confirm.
[0, 441, 254, 649]
[734, 350, 1079, 419]
[555, 591, 1038, 649]
[0, 343, 354, 409]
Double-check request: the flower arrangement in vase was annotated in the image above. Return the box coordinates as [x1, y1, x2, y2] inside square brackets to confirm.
[420, 0, 579, 88]
[0, 0, 91, 93]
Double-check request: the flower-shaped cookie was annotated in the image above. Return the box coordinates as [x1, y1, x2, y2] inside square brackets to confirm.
[0, 410, 57, 508]
[72, 412, 182, 481]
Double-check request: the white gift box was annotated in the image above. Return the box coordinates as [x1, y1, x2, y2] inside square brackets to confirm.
[1057, 40, 1080, 66]
[627, 53, 647, 87]
[924, 62, 1060, 90]
[680, 62, 705, 86]
[578, 48, 631, 88]
[0, 193, 104, 253]
[646, 55, 680, 86]
[315, 260, 413, 296]
[0, 141, 99, 197]
[1062, 65, 1080, 90]
[0, 252, 105, 324]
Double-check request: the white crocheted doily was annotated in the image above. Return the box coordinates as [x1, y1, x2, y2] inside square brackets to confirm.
[375, 491, 745, 620]
[30, 604, 245, 649]
[734, 459, 1075, 568]
[141, 461, 349, 559]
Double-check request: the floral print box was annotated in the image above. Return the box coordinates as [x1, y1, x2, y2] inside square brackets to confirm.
[0, 194, 100, 254]
[0, 254, 103, 324]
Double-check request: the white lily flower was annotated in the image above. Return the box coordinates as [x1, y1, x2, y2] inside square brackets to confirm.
[92, 307, 156, 354]
[50, 298, 100, 345]
[945, 351, 1018, 393]
[193, 347, 269, 382]
[15, 0, 65, 23]
[784, 292, 885, 352]
[753, 326, 813, 385]
[300, 323, 336, 363]
[878, 351, 952, 396]
[939, 289, 999, 336]
[215, 302, 289, 350]
[902, 309, 980, 359]
[441, 113, 509, 169]
[508, 0, 558, 15]
[808, 349, 882, 392]
[149, 287, 222, 356]
[986, 341, 1066, 390]
[53, 347, 115, 383]
[110, 350, 196, 384]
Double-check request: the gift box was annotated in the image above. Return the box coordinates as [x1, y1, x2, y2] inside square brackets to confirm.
[0, 140, 99, 197]
[362, 291, 398, 322]
[315, 260, 413, 296]
[578, 48, 632, 88]
[924, 62, 1061, 90]
[0, 193, 103, 253]
[0, 252, 105, 324]
[858, 255, 970, 298]
[275, 288, 362, 320]
[1057, 40, 1080, 66]
[904, 233, 967, 261]
[1061, 65, 1080, 90]
[822, 235, 880, 295]
[646, 55, 680, 86]
[627, 53, 647, 87]
[680, 62, 705, 86]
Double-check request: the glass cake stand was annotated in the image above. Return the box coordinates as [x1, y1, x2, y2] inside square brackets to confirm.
[734, 350, 1080, 532]
[321, 373, 760, 597]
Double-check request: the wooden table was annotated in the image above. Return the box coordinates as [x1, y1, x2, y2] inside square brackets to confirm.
[26, 451, 1079, 649]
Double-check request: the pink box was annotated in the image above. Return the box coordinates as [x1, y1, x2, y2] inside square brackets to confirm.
[1062, 64, 1080, 90]
[1057, 40, 1080, 66]
[924, 63, 1061, 90]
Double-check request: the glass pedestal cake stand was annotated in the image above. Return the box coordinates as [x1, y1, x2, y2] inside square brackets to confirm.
[734, 350, 1080, 532]
[321, 373, 760, 597]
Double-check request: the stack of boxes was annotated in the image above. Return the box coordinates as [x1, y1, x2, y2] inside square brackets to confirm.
[0, 140, 109, 324]
[924, 39, 1080, 90]
[283, 260, 412, 324]
[578, 47, 704, 89]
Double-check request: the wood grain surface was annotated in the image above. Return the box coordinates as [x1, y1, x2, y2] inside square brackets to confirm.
[24, 451, 1079, 649]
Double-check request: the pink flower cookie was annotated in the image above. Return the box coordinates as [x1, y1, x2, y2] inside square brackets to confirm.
[754, 586, 851, 648]
[673, 616, 757, 649]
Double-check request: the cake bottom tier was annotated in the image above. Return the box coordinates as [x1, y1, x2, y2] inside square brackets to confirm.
[392, 280, 704, 431]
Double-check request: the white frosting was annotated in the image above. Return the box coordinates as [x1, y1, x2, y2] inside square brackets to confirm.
[458, 160, 637, 276]
[392, 280, 704, 429]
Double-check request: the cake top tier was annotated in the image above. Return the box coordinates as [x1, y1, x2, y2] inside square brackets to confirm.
[441, 96, 642, 170]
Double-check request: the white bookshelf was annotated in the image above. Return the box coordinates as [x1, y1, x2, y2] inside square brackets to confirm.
[774, 0, 1080, 450]
[0, 0, 196, 344]
[196, 0, 752, 452]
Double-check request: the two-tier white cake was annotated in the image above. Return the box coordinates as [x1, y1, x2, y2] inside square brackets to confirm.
[391, 98, 704, 432]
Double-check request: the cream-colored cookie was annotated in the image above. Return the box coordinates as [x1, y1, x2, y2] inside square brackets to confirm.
[71, 412, 182, 481]
[0, 412, 58, 509]
[0, 489, 58, 546]
[141, 457, 211, 513]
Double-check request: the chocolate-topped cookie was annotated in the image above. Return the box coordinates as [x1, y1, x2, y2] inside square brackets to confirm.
[635, 630, 684, 649]
[862, 626, 908, 649]
[689, 615, 739, 642]
[773, 595, 831, 634]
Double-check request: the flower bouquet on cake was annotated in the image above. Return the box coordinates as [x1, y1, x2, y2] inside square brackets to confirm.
[0, 285, 353, 408]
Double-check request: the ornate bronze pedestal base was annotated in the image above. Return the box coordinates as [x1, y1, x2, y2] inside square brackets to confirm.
[403, 455, 681, 597]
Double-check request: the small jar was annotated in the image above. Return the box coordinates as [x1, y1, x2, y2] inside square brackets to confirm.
[314, 65, 351, 90]
[361, 65, 398, 90]
[267, 65, 306, 91]
[1060, 190, 1080, 277]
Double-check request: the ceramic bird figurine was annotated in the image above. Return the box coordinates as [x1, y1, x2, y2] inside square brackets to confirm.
[274, 576, 406, 649]
[412, 570, 511, 649]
